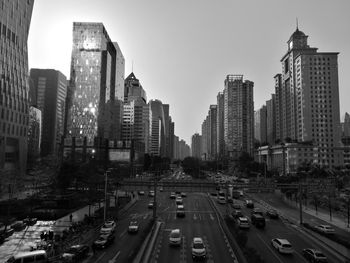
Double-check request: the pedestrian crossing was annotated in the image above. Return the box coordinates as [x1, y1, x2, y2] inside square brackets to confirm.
[129, 211, 217, 221]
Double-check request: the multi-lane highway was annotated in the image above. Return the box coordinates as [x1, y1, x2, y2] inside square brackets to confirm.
[149, 191, 237, 263]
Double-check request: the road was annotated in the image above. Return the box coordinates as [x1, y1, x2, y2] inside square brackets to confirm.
[149, 191, 236, 263]
[214, 196, 340, 263]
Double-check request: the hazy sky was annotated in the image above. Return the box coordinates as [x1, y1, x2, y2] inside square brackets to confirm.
[28, 0, 350, 145]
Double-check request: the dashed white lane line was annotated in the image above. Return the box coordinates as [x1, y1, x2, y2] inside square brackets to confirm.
[119, 230, 126, 238]
[95, 251, 106, 262]
[255, 232, 284, 263]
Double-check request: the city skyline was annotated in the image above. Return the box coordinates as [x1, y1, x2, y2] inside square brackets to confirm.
[28, 0, 350, 144]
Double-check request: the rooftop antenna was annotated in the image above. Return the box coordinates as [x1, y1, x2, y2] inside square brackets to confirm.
[296, 17, 299, 30]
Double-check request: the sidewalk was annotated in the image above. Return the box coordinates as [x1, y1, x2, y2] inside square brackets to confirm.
[282, 195, 350, 232]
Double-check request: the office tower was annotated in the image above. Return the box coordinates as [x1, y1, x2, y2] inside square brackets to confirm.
[201, 118, 208, 160]
[216, 92, 225, 158]
[343, 112, 350, 137]
[224, 75, 254, 158]
[113, 42, 125, 101]
[168, 120, 175, 159]
[163, 104, 170, 158]
[68, 22, 124, 145]
[0, 0, 34, 176]
[209, 105, 217, 160]
[266, 95, 276, 145]
[274, 74, 283, 141]
[254, 106, 267, 144]
[29, 69, 67, 156]
[149, 100, 165, 156]
[122, 72, 149, 149]
[280, 27, 343, 166]
[191, 133, 202, 158]
[173, 135, 179, 159]
[179, 140, 190, 160]
[27, 106, 42, 165]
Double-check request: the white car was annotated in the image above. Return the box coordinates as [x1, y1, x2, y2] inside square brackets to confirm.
[217, 196, 226, 204]
[169, 229, 182, 246]
[128, 221, 139, 233]
[100, 220, 116, 234]
[237, 217, 250, 229]
[191, 237, 206, 259]
[175, 197, 183, 205]
[271, 238, 293, 254]
[316, 225, 335, 234]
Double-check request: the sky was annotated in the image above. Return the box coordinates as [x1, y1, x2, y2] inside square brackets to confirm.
[28, 0, 350, 145]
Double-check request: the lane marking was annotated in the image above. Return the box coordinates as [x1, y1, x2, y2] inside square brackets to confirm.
[255, 233, 284, 263]
[111, 250, 120, 261]
[119, 230, 126, 238]
[95, 251, 106, 262]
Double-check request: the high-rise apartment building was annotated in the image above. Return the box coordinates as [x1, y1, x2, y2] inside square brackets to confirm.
[266, 95, 276, 145]
[201, 118, 208, 160]
[149, 100, 165, 156]
[209, 105, 217, 160]
[280, 27, 343, 166]
[254, 106, 267, 144]
[29, 69, 67, 156]
[191, 133, 202, 158]
[216, 92, 225, 158]
[0, 0, 34, 175]
[274, 74, 283, 142]
[67, 22, 124, 145]
[224, 75, 254, 158]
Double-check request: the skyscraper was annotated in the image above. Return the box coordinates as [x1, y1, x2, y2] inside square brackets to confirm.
[224, 75, 254, 158]
[266, 94, 276, 145]
[67, 22, 124, 145]
[149, 100, 165, 156]
[209, 105, 217, 160]
[216, 92, 225, 158]
[29, 69, 67, 156]
[191, 133, 202, 158]
[0, 0, 34, 175]
[280, 27, 343, 166]
[254, 106, 267, 144]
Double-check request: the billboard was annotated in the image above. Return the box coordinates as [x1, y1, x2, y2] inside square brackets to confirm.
[109, 149, 130, 162]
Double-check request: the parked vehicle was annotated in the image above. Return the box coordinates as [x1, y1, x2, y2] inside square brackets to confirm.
[302, 248, 327, 262]
[61, 244, 89, 262]
[271, 238, 293, 254]
[316, 225, 335, 234]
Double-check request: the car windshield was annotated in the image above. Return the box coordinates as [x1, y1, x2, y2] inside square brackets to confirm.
[193, 243, 204, 249]
[315, 252, 325, 257]
[282, 244, 292, 248]
[67, 247, 79, 253]
[171, 232, 180, 238]
[98, 236, 107, 241]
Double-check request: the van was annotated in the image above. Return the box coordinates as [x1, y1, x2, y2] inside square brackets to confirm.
[6, 250, 48, 263]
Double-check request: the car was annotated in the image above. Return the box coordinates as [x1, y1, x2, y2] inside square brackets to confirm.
[237, 217, 250, 229]
[251, 213, 265, 228]
[181, 192, 187, 197]
[148, 190, 155, 197]
[175, 197, 183, 205]
[61, 244, 89, 262]
[191, 237, 206, 259]
[138, 191, 145, 195]
[93, 233, 115, 249]
[245, 200, 254, 208]
[316, 225, 335, 234]
[23, 217, 37, 226]
[100, 220, 116, 234]
[169, 229, 182, 246]
[266, 209, 279, 219]
[271, 238, 293, 254]
[128, 221, 139, 233]
[302, 248, 327, 262]
[148, 201, 154, 209]
[217, 196, 226, 204]
[176, 205, 185, 217]
[227, 198, 233, 203]
[232, 209, 243, 219]
[170, 192, 176, 199]
[231, 203, 241, 210]
[251, 208, 264, 216]
[159, 187, 163, 192]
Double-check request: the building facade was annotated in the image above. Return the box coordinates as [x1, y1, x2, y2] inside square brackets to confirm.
[27, 106, 42, 165]
[29, 69, 67, 156]
[148, 100, 165, 157]
[0, 0, 34, 176]
[191, 133, 202, 159]
[216, 92, 225, 158]
[254, 105, 267, 145]
[67, 22, 124, 146]
[266, 94, 276, 145]
[224, 75, 254, 158]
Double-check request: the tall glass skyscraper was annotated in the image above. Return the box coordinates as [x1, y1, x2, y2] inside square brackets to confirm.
[67, 22, 124, 144]
[0, 0, 34, 176]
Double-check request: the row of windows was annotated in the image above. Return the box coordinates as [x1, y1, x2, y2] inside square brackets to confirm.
[0, 108, 28, 125]
[1, 122, 27, 137]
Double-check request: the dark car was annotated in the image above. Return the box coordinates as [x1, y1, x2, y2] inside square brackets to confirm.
[245, 200, 254, 208]
[302, 248, 327, 262]
[251, 213, 266, 228]
[231, 203, 242, 210]
[251, 208, 264, 216]
[11, 221, 26, 231]
[266, 209, 279, 219]
[93, 233, 115, 249]
[61, 244, 89, 262]
[232, 210, 243, 219]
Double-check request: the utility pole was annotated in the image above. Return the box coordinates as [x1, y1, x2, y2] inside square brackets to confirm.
[299, 182, 303, 225]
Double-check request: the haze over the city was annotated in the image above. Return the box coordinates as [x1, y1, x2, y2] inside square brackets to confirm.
[28, 0, 350, 144]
